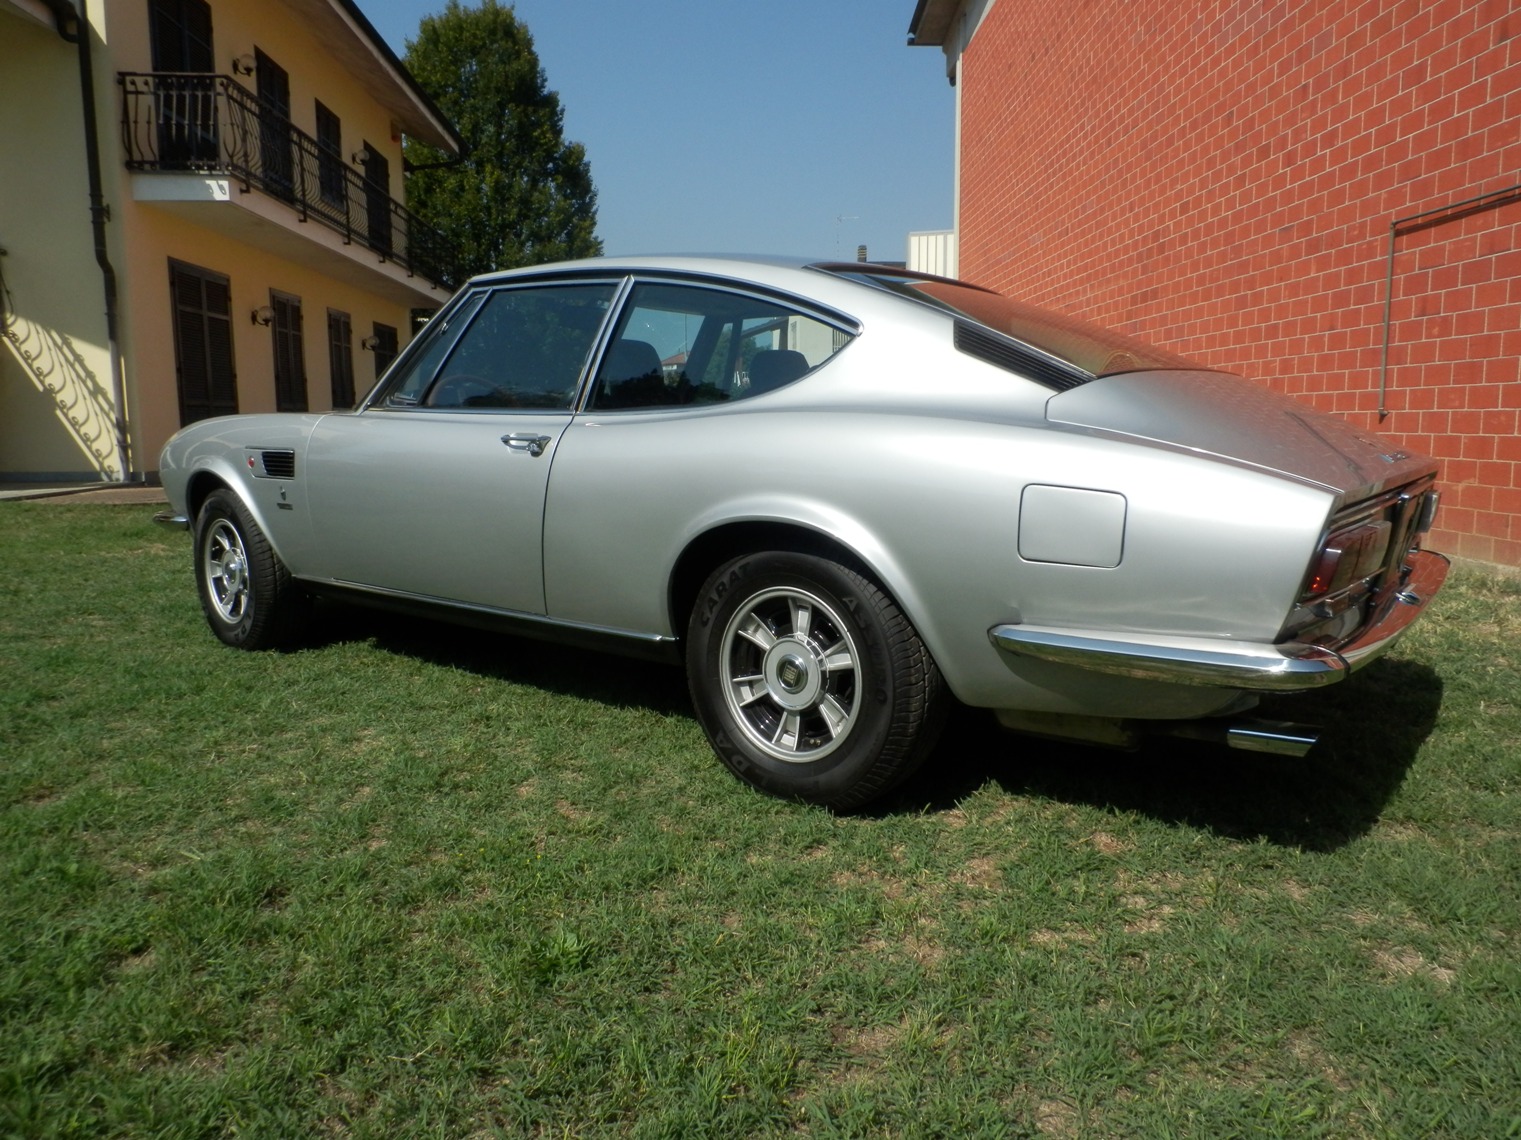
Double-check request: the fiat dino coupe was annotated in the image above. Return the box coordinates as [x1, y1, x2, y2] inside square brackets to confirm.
[158, 256, 1447, 808]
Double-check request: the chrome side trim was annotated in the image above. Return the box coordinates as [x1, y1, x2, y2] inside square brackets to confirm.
[989, 549, 1449, 692]
[153, 510, 190, 531]
[298, 577, 682, 663]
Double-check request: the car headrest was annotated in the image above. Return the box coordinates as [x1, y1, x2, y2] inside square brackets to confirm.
[748, 349, 809, 394]
[603, 339, 663, 383]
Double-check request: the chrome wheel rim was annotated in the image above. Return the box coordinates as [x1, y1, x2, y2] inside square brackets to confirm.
[203, 519, 250, 624]
[719, 586, 861, 763]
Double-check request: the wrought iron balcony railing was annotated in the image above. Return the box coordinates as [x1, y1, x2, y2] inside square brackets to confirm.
[119, 72, 460, 291]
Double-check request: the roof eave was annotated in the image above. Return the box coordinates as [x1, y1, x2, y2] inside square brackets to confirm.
[284, 0, 463, 154]
[906, 0, 961, 46]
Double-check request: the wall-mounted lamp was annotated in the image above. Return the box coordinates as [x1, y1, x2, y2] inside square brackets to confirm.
[251, 305, 275, 326]
[359, 334, 380, 351]
[231, 53, 256, 76]
[351, 147, 373, 166]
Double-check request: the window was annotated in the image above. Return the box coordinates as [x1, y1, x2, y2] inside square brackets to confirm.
[315, 101, 343, 206]
[590, 282, 850, 410]
[422, 283, 617, 409]
[149, 0, 212, 71]
[825, 268, 1202, 379]
[327, 309, 354, 408]
[371, 322, 398, 380]
[380, 293, 489, 406]
[270, 291, 306, 412]
[255, 50, 293, 200]
[362, 143, 392, 254]
[168, 259, 236, 424]
[149, 0, 216, 166]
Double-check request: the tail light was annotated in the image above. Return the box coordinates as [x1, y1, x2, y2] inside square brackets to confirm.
[1300, 520, 1392, 601]
[1297, 483, 1438, 604]
[1287, 480, 1439, 645]
[1415, 489, 1440, 535]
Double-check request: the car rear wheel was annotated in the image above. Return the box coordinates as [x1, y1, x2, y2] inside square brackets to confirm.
[687, 552, 947, 809]
[194, 489, 308, 650]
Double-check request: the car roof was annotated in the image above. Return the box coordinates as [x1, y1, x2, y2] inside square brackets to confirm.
[467, 254, 823, 285]
[460, 256, 990, 330]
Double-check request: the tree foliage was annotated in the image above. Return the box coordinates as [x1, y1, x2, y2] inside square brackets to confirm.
[404, 0, 602, 278]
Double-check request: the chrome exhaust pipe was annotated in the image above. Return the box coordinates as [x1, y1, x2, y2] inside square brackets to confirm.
[1158, 718, 1320, 757]
[1225, 720, 1320, 757]
[994, 710, 1323, 758]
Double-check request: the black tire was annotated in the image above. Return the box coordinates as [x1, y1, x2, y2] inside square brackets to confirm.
[193, 489, 308, 650]
[686, 552, 948, 809]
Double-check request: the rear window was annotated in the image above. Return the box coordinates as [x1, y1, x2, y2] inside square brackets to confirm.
[820, 267, 1204, 379]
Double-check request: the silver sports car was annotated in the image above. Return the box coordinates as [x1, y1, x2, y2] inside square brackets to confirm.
[158, 256, 1448, 808]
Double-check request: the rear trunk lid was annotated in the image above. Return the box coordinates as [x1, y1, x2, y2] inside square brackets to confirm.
[1045, 369, 1438, 507]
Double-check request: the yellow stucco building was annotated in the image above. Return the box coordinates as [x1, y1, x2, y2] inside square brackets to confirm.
[0, 0, 462, 482]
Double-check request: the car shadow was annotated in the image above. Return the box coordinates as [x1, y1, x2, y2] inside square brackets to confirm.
[301, 599, 693, 716]
[877, 657, 1445, 852]
[302, 600, 1443, 853]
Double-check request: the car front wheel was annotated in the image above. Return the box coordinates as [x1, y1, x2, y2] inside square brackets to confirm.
[193, 489, 307, 650]
[686, 552, 947, 809]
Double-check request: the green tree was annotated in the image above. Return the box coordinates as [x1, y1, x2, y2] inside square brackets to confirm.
[403, 0, 602, 278]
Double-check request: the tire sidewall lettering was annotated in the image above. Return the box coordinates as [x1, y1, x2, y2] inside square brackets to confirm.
[698, 559, 750, 628]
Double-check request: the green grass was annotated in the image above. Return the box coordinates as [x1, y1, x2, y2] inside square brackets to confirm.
[2, 502, 1518, 1138]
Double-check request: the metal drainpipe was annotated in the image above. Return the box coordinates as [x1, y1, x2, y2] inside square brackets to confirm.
[45, 0, 134, 481]
[1379, 180, 1521, 422]
[38, 0, 76, 38]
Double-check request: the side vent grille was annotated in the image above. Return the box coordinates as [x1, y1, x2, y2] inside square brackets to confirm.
[260, 450, 296, 479]
[953, 320, 1089, 392]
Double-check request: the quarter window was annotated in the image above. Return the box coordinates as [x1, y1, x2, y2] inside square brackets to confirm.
[590, 282, 850, 410]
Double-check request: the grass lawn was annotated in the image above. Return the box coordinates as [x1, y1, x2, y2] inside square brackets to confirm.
[2, 502, 1518, 1138]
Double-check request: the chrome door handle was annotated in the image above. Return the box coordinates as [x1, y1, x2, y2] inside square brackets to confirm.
[501, 433, 551, 457]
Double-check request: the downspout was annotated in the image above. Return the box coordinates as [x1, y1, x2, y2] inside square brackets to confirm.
[38, 0, 77, 38]
[1378, 179, 1521, 422]
[45, 0, 134, 481]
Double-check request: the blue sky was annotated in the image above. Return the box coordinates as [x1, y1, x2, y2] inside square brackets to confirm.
[359, 0, 956, 262]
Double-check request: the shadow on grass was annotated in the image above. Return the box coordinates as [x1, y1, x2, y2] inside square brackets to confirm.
[304, 601, 1443, 852]
[882, 658, 1444, 852]
[302, 599, 692, 716]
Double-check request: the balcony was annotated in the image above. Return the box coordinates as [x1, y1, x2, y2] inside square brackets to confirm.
[119, 72, 460, 294]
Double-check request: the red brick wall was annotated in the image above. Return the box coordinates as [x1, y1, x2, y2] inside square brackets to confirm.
[957, 0, 1521, 565]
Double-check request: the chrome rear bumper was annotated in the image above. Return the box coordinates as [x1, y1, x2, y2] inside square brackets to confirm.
[990, 549, 1449, 692]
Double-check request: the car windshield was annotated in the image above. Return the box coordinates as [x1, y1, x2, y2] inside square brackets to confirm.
[821, 267, 1205, 378]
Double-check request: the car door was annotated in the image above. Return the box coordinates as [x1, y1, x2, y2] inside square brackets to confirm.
[304, 280, 620, 614]
[543, 279, 856, 632]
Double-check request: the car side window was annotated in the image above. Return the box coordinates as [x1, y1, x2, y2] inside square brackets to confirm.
[589, 282, 851, 410]
[423, 283, 619, 410]
[381, 290, 489, 407]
